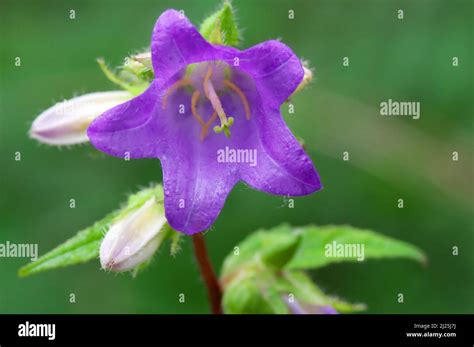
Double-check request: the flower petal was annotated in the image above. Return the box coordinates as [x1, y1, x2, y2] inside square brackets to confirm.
[235, 40, 304, 107]
[151, 9, 216, 85]
[161, 152, 239, 234]
[87, 82, 165, 159]
[237, 102, 322, 196]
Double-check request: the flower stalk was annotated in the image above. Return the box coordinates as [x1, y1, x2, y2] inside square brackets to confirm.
[192, 233, 223, 314]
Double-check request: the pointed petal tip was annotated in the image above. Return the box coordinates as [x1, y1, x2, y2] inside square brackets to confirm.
[165, 216, 211, 236]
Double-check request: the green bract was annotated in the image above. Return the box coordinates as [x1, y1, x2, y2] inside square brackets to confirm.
[199, 1, 240, 46]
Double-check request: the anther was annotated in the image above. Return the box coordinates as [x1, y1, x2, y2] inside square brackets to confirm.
[162, 78, 191, 109]
[200, 111, 218, 141]
[191, 90, 206, 127]
[224, 80, 251, 120]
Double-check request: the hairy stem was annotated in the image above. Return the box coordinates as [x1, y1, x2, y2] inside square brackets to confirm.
[192, 233, 223, 314]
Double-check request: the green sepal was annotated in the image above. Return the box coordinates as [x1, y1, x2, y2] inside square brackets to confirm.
[97, 58, 149, 96]
[169, 229, 182, 256]
[18, 212, 114, 277]
[199, 1, 240, 46]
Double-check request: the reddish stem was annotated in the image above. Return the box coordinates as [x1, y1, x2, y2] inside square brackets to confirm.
[192, 233, 223, 314]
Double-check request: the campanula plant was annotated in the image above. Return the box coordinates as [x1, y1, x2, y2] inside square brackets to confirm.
[21, 2, 425, 314]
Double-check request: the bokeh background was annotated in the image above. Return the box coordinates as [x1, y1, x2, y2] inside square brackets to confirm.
[0, 0, 472, 313]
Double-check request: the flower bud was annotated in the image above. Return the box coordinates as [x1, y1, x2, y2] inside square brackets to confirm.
[131, 52, 152, 69]
[100, 197, 167, 272]
[293, 63, 313, 94]
[30, 91, 131, 145]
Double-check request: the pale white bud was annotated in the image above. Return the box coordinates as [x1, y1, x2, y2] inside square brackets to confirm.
[100, 197, 167, 272]
[30, 91, 132, 145]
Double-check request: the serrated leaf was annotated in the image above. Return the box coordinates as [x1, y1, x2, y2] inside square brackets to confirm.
[286, 225, 426, 270]
[199, 1, 240, 46]
[19, 186, 161, 277]
[221, 224, 423, 314]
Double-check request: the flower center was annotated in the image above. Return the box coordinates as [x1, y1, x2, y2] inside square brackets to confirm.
[162, 62, 251, 141]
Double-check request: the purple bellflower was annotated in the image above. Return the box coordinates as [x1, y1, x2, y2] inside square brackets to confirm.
[87, 10, 322, 234]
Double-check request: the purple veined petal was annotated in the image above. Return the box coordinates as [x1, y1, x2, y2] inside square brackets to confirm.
[151, 9, 217, 85]
[223, 84, 321, 195]
[30, 91, 132, 146]
[161, 153, 239, 234]
[87, 81, 166, 159]
[228, 40, 305, 107]
[151, 8, 304, 108]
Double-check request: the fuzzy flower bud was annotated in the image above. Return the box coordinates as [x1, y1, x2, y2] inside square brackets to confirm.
[100, 197, 167, 272]
[30, 91, 131, 145]
[293, 64, 313, 94]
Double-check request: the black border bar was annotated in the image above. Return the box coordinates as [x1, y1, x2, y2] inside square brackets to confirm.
[0, 314, 472, 345]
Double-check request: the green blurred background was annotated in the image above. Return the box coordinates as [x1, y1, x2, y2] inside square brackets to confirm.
[0, 0, 472, 313]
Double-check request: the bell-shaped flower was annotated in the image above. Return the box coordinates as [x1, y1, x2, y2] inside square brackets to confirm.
[88, 10, 322, 234]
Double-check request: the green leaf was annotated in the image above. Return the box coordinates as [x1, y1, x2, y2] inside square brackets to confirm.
[199, 1, 240, 46]
[261, 233, 300, 269]
[220, 224, 424, 314]
[286, 225, 426, 270]
[19, 186, 161, 277]
[221, 224, 299, 277]
[18, 213, 113, 277]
